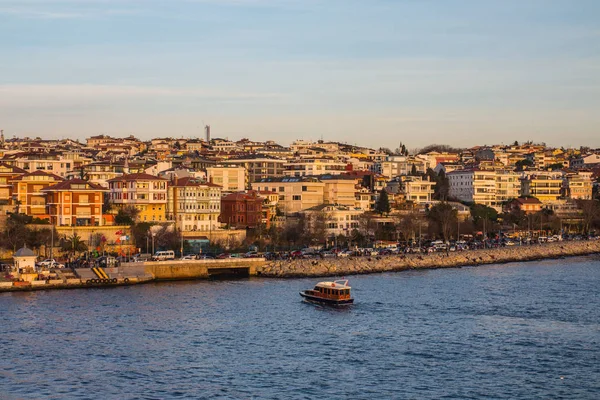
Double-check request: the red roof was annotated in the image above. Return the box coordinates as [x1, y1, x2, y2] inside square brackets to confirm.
[514, 197, 542, 205]
[170, 177, 222, 188]
[11, 170, 64, 181]
[107, 173, 167, 182]
[0, 162, 27, 174]
[42, 178, 108, 192]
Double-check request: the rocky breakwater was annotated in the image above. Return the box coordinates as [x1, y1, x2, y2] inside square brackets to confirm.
[256, 240, 600, 278]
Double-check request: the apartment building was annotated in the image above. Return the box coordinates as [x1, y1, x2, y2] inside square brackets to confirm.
[402, 176, 436, 204]
[108, 173, 168, 222]
[11, 171, 64, 218]
[2, 153, 73, 177]
[448, 169, 521, 210]
[251, 177, 325, 215]
[283, 157, 347, 177]
[563, 173, 593, 200]
[0, 163, 26, 203]
[43, 179, 107, 226]
[381, 155, 430, 178]
[206, 165, 246, 192]
[520, 172, 563, 203]
[320, 174, 361, 207]
[166, 177, 222, 232]
[225, 156, 286, 183]
[301, 204, 363, 237]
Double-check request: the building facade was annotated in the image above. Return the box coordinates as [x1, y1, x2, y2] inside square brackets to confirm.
[108, 173, 168, 222]
[42, 179, 107, 226]
[166, 178, 222, 232]
[219, 191, 264, 229]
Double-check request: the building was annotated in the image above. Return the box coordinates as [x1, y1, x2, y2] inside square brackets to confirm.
[219, 191, 264, 229]
[506, 197, 543, 214]
[108, 173, 168, 223]
[381, 155, 430, 178]
[320, 174, 361, 207]
[301, 204, 363, 238]
[0, 163, 26, 203]
[11, 170, 64, 218]
[251, 176, 325, 215]
[225, 156, 286, 183]
[283, 157, 347, 177]
[166, 177, 222, 232]
[448, 169, 521, 210]
[563, 173, 593, 200]
[520, 172, 563, 203]
[402, 176, 436, 204]
[42, 178, 107, 226]
[206, 165, 246, 192]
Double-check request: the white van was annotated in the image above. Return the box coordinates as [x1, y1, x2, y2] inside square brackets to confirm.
[153, 250, 175, 261]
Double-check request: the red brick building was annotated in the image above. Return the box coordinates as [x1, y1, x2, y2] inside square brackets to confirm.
[220, 191, 265, 229]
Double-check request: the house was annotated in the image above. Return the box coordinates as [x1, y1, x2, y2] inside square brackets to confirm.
[251, 176, 325, 215]
[219, 191, 264, 229]
[42, 178, 107, 226]
[505, 197, 543, 214]
[166, 177, 222, 232]
[108, 173, 168, 223]
[11, 170, 64, 218]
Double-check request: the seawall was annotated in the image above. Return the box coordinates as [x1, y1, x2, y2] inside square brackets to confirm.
[256, 241, 600, 278]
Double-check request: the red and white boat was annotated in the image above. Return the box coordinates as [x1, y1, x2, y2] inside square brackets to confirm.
[300, 279, 354, 306]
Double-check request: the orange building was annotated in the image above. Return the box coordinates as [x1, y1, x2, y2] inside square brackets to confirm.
[0, 163, 26, 203]
[42, 179, 108, 226]
[11, 170, 64, 218]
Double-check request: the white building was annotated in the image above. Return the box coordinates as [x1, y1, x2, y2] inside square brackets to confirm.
[448, 169, 521, 210]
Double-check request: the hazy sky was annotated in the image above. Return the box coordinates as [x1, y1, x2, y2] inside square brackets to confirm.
[1, 0, 599, 149]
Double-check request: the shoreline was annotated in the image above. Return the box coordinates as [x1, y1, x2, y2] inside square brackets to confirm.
[256, 240, 600, 279]
[2, 241, 599, 293]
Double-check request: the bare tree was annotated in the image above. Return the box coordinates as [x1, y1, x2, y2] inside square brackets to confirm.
[426, 202, 457, 241]
[578, 200, 600, 233]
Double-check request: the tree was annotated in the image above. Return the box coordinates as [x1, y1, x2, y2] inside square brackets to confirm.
[426, 202, 457, 241]
[2, 223, 29, 253]
[577, 200, 600, 234]
[61, 233, 88, 255]
[410, 164, 418, 176]
[375, 189, 391, 216]
[132, 222, 154, 253]
[154, 224, 180, 251]
[395, 211, 420, 243]
[547, 163, 564, 171]
[102, 193, 113, 214]
[515, 159, 534, 171]
[115, 206, 140, 225]
[358, 213, 376, 244]
[470, 204, 498, 225]
[309, 211, 329, 246]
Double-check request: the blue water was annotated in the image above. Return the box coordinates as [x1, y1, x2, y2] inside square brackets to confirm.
[1, 256, 600, 399]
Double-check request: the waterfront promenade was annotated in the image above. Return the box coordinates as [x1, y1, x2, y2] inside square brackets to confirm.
[1, 240, 599, 292]
[257, 240, 600, 278]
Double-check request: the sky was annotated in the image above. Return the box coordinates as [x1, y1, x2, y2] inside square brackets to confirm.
[0, 0, 599, 149]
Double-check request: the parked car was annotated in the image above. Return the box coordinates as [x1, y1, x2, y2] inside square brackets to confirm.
[216, 253, 231, 259]
[132, 253, 152, 262]
[243, 251, 260, 258]
[197, 255, 215, 260]
[180, 254, 196, 260]
[37, 259, 58, 267]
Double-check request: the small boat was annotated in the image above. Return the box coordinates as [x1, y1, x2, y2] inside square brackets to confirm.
[300, 279, 354, 306]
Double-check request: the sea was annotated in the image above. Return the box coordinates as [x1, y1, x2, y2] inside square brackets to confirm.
[1, 256, 599, 399]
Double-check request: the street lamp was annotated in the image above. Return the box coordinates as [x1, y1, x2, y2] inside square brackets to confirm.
[152, 232, 156, 255]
